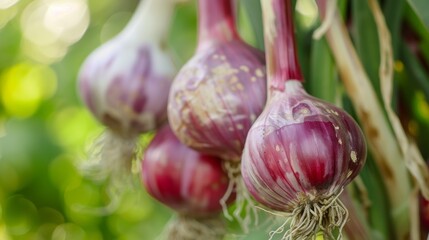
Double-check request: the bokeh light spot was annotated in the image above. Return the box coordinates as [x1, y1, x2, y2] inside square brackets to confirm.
[44, 0, 89, 44]
[64, 181, 101, 226]
[0, 117, 5, 138]
[21, 40, 69, 65]
[413, 91, 429, 122]
[0, 6, 17, 29]
[64, 183, 99, 209]
[0, 222, 10, 240]
[33, 217, 62, 239]
[0, 62, 57, 118]
[38, 207, 65, 224]
[49, 107, 102, 153]
[3, 195, 38, 236]
[21, 1, 55, 46]
[51, 223, 86, 240]
[0, 0, 19, 9]
[36, 223, 57, 240]
[20, 0, 89, 63]
[0, 161, 22, 193]
[115, 191, 153, 222]
[296, 0, 318, 28]
[394, 60, 404, 72]
[49, 155, 82, 191]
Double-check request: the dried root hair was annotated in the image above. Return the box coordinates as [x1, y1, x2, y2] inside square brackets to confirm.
[76, 129, 141, 215]
[220, 160, 259, 233]
[162, 214, 226, 240]
[269, 189, 348, 240]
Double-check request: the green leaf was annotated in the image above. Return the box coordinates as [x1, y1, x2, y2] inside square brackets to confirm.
[383, 0, 405, 57]
[350, 138, 393, 240]
[241, 0, 264, 50]
[407, 0, 429, 32]
[308, 37, 337, 103]
[351, 0, 381, 97]
[404, 3, 429, 42]
[401, 41, 429, 102]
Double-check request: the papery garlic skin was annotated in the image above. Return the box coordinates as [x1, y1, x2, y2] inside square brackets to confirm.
[241, 80, 366, 212]
[168, 40, 266, 161]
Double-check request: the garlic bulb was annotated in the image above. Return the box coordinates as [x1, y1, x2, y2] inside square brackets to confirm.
[79, 0, 178, 137]
[168, 0, 266, 161]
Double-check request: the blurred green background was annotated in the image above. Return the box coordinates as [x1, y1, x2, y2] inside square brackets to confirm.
[0, 0, 195, 239]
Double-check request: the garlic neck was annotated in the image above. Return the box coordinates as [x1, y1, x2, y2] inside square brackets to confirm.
[122, 0, 176, 45]
[197, 0, 238, 50]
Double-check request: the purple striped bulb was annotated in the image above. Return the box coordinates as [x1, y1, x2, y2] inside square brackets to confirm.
[167, 0, 267, 162]
[241, 80, 366, 211]
[240, 0, 367, 238]
[168, 40, 266, 161]
[141, 125, 233, 217]
[79, 41, 174, 136]
[78, 0, 177, 137]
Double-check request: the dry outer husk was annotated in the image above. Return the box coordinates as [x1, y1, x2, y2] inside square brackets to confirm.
[315, 1, 403, 238]
[323, 12, 411, 238]
[367, 0, 429, 199]
[367, 1, 429, 239]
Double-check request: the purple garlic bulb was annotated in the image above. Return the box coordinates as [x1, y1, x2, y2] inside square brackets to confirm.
[141, 124, 233, 218]
[241, 81, 366, 212]
[78, 0, 177, 137]
[240, 0, 367, 238]
[168, 0, 266, 161]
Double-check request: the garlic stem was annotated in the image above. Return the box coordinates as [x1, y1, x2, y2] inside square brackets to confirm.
[261, 0, 303, 97]
[197, 0, 238, 50]
[122, 0, 176, 44]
